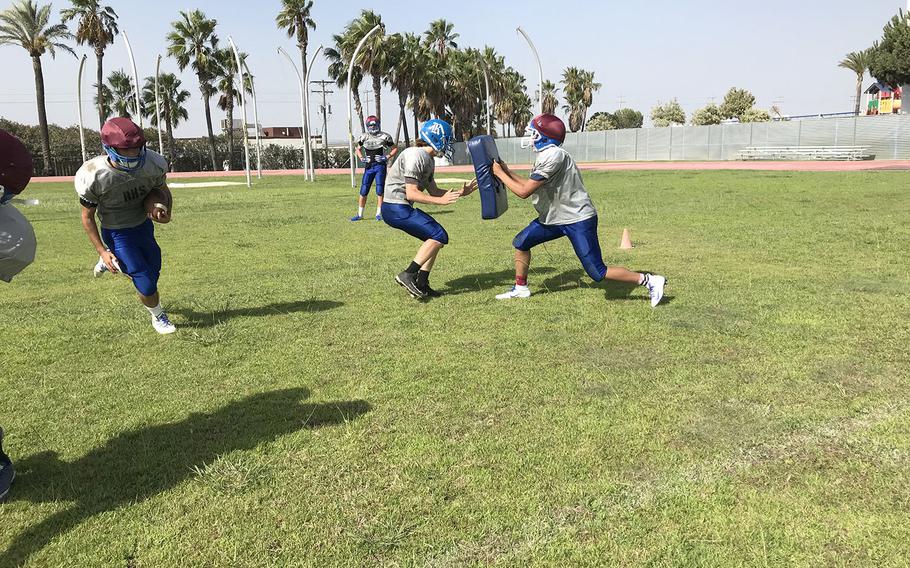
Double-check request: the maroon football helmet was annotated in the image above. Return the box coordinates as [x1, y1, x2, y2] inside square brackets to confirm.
[0, 129, 34, 198]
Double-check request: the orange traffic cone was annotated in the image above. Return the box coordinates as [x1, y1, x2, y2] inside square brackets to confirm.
[619, 228, 633, 250]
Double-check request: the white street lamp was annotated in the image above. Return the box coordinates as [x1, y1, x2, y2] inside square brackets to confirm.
[517, 26, 544, 116]
[304, 45, 324, 181]
[347, 24, 382, 188]
[76, 54, 87, 162]
[229, 37, 252, 189]
[278, 46, 310, 178]
[154, 54, 165, 159]
[122, 31, 142, 127]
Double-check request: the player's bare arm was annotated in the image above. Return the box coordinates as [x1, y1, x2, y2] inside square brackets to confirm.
[492, 161, 543, 199]
[405, 182, 459, 205]
[80, 205, 120, 273]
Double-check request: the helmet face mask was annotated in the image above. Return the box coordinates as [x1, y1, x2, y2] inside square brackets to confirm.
[104, 144, 147, 172]
[366, 115, 380, 134]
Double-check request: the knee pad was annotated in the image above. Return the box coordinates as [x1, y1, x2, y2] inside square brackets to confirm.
[433, 228, 449, 245]
[512, 232, 532, 251]
[131, 272, 159, 297]
[580, 254, 607, 282]
[359, 185, 370, 197]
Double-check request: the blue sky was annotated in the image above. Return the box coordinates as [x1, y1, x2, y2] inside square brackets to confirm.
[0, 0, 906, 141]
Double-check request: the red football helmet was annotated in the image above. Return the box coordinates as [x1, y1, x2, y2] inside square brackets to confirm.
[522, 114, 566, 151]
[101, 117, 146, 171]
[366, 115, 380, 134]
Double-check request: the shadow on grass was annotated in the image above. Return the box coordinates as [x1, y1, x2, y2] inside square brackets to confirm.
[442, 267, 557, 296]
[171, 299, 343, 329]
[535, 269, 675, 304]
[2, 389, 370, 566]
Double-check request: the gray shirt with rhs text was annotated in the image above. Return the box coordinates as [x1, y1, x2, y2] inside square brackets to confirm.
[75, 151, 168, 229]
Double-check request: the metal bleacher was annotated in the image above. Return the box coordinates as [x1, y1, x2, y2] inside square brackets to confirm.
[738, 146, 874, 161]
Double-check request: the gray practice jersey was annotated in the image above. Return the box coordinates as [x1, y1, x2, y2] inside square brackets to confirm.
[383, 147, 435, 205]
[358, 131, 394, 162]
[529, 146, 597, 225]
[75, 150, 168, 229]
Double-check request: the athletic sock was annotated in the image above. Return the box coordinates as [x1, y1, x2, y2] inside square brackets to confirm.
[358, 206, 364, 217]
[376, 206, 381, 216]
[417, 270, 430, 287]
[516, 275, 528, 286]
[146, 303, 164, 318]
[406, 261, 421, 274]
[638, 273, 650, 287]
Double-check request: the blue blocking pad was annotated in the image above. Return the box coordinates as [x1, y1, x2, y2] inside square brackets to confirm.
[468, 135, 509, 220]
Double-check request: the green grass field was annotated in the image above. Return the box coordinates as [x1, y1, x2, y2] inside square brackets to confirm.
[2, 170, 909, 567]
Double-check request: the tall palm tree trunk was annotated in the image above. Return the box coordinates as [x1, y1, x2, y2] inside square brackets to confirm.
[854, 74, 863, 116]
[201, 91, 217, 170]
[164, 100, 176, 168]
[353, 90, 366, 133]
[372, 74, 382, 122]
[226, 99, 235, 169]
[95, 49, 106, 127]
[32, 56, 51, 174]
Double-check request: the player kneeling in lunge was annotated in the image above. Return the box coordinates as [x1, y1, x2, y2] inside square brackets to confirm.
[382, 119, 477, 299]
[76, 117, 177, 334]
[352, 115, 398, 221]
[492, 114, 666, 306]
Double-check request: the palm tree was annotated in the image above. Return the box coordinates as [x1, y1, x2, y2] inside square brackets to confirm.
[276, 0, 316, 79]
[325, 30, 366, 133]
[60, 0, 118, 127]
[0, 0, 74, 174]
[141, 73, 189, 161]
[347, 10, 386, 122]
[579, 70, 601, 131]
[95, 69, 135, 118]
[541, 80, 559, 115]
[839, 49, 873, 116]
[214, 47, 251, 170]
[167, 10, 219, 171]
[561, 67, 586, 132]
[424, 18, 458, 59]
[385, 32, 422, 145]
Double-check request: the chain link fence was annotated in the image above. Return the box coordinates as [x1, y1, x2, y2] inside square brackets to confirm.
[450, 114, 910, 165]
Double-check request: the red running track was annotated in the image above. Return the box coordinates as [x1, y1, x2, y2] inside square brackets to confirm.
[29, 160, 910, 183]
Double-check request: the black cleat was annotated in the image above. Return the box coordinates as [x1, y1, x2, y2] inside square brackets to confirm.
[396, 271, 427, 299]
[419, 282, 443, 298]
[0, 427, 14, 503]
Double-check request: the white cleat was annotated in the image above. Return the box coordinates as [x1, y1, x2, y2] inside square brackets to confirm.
[152, 312, 177, 335]
[93, 257, 109, 277]
[496, 285, 532, 300]
[646, 274, 667, 307]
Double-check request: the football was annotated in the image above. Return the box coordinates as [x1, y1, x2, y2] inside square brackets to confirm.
[144, 187, 173, 223]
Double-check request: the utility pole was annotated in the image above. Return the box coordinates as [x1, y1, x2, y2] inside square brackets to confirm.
[617, 95, 627, 109]
[311, 80, 334, 151]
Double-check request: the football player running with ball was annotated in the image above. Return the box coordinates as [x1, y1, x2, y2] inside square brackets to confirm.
[382, 119, 477, 299]
[492, 113, 667, 306]
[352, 115, 398, 221]
[76, 117, 177, 334]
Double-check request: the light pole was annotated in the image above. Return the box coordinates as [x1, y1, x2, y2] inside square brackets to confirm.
[76, 54, 87, 162]
[517, 26, 544, 116]
[243, 60, 262, 178]
[154, 55, 165, 158]
[122, 31, 142, 127]
[229, 37, 252, 189]
[278, 46, 310, 178]
[304, 45, 324, 181]
[347, 24, 382, 188]
[478, 57, 492, 135]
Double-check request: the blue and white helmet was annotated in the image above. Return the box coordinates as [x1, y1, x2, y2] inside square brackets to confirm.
[419, 119, 454, 161]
